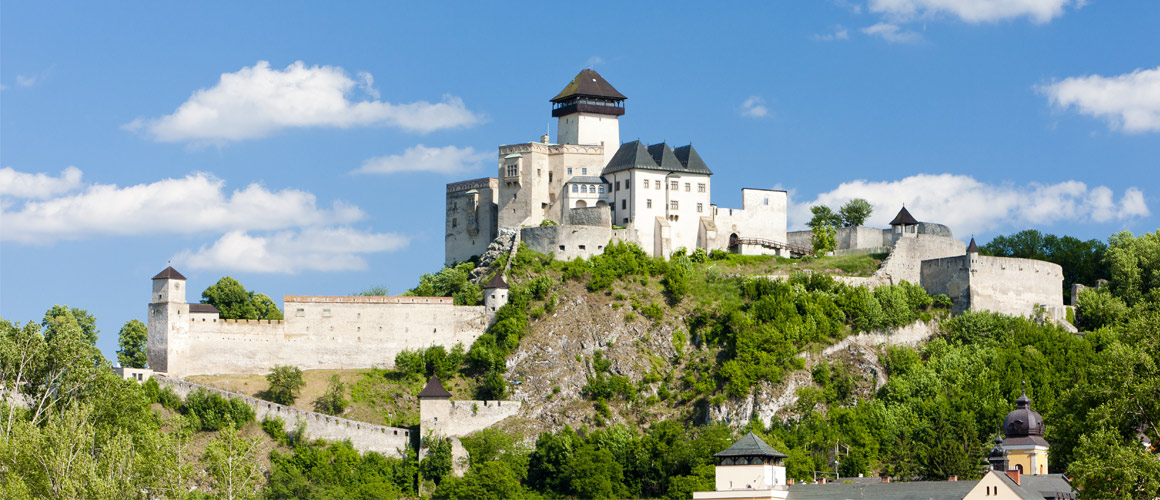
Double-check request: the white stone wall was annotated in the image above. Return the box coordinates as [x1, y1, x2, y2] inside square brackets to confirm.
[157, 376, 412, 458]
[709, 189, 789, 253]
[153, 295, 489, 378]
[419, 398, 521, 438]
[557, 112, 620, 166]
[666, 173, 712, 254]
[968, 255, 1064, 320]
[497, 143, 604, 229]
[445, 178, 499, 266]
[520, 225, 612, 261]
[874, 234, 966, 285]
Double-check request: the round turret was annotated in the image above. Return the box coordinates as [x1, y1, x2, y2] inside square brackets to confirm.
[1003, 386, 1045, 438]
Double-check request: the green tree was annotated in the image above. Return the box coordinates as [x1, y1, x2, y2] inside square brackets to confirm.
[201, 276, 283, 320]
[663, 256, 693, 304]
[264, 365, 304, 406]
[1067, 426, 1160, 500]
[359, 285, 391, 296]
[314, 374, 348, 415]
[116, 319, 148, 368]
[41, 305, 98, 345]
[1105, 230, 1160, 306]
[568, 445, 626, 500]
[806, 205, 842, 229]
[812, 223, 837, 256]
[421, 436, 453, 485]
[838, 198, 873, 227]
[435, 461, 527, 500]
[202, 423, 263, 500]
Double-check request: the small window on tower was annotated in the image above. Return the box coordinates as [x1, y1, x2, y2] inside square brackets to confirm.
[642, 179, 648, 189]
[615, 181, 620, 191]
[581, 185, 587, 193]
[764, 198, 769, 205]
[671, 200, 679, 210]
[572, 185, 578, 193]
[685, 182, 691, 192]
[647, 199, 652, 208]
[622, 199, 627, 209]
[452, 218, 458, 228]
[506, 164, 518, 177]
[656, 180, 662, 190]
[697, 203, 703, 213]
[582, 168, 587, 175]
[698, 183, 706, 192]
[599, 185, 605, 193]
[567, 167, 573, 175]
[670, 180, 678, 190]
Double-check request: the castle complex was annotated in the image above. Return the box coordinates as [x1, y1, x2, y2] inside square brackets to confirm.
[445, 69, 794, 265]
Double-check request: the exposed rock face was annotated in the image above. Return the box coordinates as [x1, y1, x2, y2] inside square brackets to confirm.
[470, 229, 517, 282]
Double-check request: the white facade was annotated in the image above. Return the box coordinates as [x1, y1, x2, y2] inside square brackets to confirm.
[558, 112, 620, 166]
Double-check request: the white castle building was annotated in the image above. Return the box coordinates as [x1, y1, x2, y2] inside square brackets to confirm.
[446, 70, 801, 265]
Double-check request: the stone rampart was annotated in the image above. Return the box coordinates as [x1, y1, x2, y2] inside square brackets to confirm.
[419, 398, 522, 438]
[968, 255, 1064, 320]
[919, 255, 973, 314]
[520, 225, 611, 261]
[873, 234, 965, 285]
[162, 297, 489, 378]
[566, 206, 612, 227]
[155, 376, 412, 457]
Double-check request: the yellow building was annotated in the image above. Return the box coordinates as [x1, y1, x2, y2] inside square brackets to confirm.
[1001, 384, 1050, 475]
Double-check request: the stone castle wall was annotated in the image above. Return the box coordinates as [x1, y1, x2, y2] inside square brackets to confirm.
[521, 225, 613, 261]
[156, 376, 412, 457]
[419, 398, 522, 438]
[873, 234, 966, 285]
[157, 295, 489, 378]
[920, 254, 1064, 320]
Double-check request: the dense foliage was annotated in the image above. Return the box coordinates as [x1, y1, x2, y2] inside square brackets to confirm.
[264, 365, 305, 406]
[201, 276, 284, 320]
[117, 318, 148, 368]
[981, 229, 1109, 301]
[406, 261, 482, 306]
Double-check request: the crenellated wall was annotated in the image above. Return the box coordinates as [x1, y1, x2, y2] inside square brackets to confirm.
[419, 398, 522, 438]
[873, 234, 966, 285]
[156, 376, 412, 457]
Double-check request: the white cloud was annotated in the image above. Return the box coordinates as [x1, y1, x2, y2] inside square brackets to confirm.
[868, 0, 1079, 23]
[1, 169, 363, 244]
[353, 145, 488, 175]
[16, 75, 37, 87]
[586, 56, 605, 67]
[0, 166, 83, 199]
[789, 174, 1150, 235]
[173, 227, 409, 274]
[861, 23, 922, 43]
[740, 96, 770, 118]
[812, 25, 850, 41]
[125, 61, 483, 144]
[1038, 66, 1160, 133]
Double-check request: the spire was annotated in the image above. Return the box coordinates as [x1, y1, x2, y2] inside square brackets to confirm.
[888, 206, 919, 226]
[418, 375, 452, 399]
[483, 273, 508, 290]
[967, 237, 979, 253]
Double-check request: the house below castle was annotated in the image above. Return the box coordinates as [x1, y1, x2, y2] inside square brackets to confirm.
[445, 69, 799, 265]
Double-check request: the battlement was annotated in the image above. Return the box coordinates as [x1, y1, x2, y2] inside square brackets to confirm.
[447, 177, 498, 194]
[285, 295, 455, 305]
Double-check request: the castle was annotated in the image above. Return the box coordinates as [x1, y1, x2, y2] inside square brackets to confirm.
[445, 69, 797, 265]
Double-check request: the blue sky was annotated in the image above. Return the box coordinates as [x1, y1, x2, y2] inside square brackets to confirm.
[2, 1, 1157, 362]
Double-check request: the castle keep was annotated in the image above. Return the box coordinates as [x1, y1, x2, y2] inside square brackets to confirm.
[445, 69, 795, 265]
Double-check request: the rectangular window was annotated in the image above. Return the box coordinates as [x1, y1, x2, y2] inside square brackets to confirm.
[615, 181, 620, 191]
[622, 199, 627, 209]
[685, 182, 691, 192]
[656, 180, 661, 190]
[764, 198, 769, 205]
[599, 185, 605, 193]
[643, 179, 649, 189]
[698, 183, 706, 193]
[582, 168, 587, 175]
[581, 185, 587, 193]
[670, 200, 679, 210]
[567, 167, 573, 174]
[670, 181, 678, 190]
[571, 185, 578, 192]
[505, 164, 518, 177]
[322, 308, 332, 317]
[452, 218, 458, 227]
[623, 217, 629, 224]
[647, 199, 652, 208]
[295, 308, 305, 317]
[697, 203, 703, 213]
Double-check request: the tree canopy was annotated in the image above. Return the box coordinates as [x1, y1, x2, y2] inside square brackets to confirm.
[838, 198, 873, 227]
[982, 229, 1109, 301]
[116, 319, 148, 368]
[201, 276, 284, 320]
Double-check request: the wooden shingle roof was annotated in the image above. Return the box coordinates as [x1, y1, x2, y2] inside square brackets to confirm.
[889, 206, 919, 226]
[152, 266, 187, 280]
[551, 69, 626, 103]
[418, 376, 452, 398]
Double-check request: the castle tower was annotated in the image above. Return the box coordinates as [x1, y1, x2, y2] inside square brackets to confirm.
[147, 266, 190, 375]
[551, 69, 626, 167]
[418, 375, 453, 437]
[482, 273, 509, 315]
[695, 432, 789, 499]
[889, 206, 919, 242]
[1001, 382, 1050, 475]
[987, 427, 1010, 472]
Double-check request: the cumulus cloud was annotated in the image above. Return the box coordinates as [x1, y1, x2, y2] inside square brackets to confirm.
[1, 169, 362, 244]
[1038, 66, 1160, 133]
[861, 23, 922, 43]
[353, 145, 488, 175]
[172, 227, 409, 274]
[812, 25, 850, 41]
[868, 0, 1079, 23]
[586, 56, 605, 67]
[0, 166, 83, 199]
[125, 61, 483, 144]
[16, 75, 37, 87]
[789, 174, 1150, 235]
[740, 96, 770, 118]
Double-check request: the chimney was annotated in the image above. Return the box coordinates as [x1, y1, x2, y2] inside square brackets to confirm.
[541, 134, 550, 144]
[1006, 469, 1021, 486]
[881, 477, 891, 483]
[787, 478, 795, 485]
[948, 475, 958, 482]
[819, 478, 827, 484]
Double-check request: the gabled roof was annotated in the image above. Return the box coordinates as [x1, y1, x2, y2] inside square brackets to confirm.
[418, 376, 452, 398]
[889, 206, 919, 226]
[673, 145, 713, 175]
[152, 266, 187, 280]
[1020, 474, 1076, 500]
[967, 237, 979, 253]
[551, 69, 626, 103]
[483, 273, 508, 289]
[603, 140, 659, 174]
[189, 303, 220, 314]
[713, 432, 788, 459]
[647, 143, 684, 171]
[789, 480, 975, 500]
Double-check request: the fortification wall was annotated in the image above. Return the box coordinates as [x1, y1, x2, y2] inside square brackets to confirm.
[165, 297, 488, 378]
[968, 256, 1064, 320]
[787, 230, 812, 250]
[710, 189, 788, 252]
[156, 376, 411, 457]
[520, 225, 611, 261]
[873, 234, 965, 285]
[566, 206, 611, 227]
[419, 398, 522, 438]
[920, 255, 973, 314]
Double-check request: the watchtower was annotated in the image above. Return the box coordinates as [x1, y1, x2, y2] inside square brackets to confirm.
[552, 69, 626, 167]
[147, 266, 190, 374]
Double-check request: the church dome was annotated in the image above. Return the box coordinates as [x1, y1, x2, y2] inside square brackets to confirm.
[1003, 386, 1045, 438]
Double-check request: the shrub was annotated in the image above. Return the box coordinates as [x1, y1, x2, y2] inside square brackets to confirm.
[539, 219, 558, 227]
[314, 374, 349, 415]
[641, 302, 664, 322]
[395, 349, 427, 379]
[265, 365, 305, 406]
[261, 416, 287, 442]
[932, 294, 953, 309]
[183, 388, 254, 431]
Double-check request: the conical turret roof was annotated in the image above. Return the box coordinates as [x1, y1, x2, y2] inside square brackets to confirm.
[551, 69, 626, 103]
[418, 376, 452, 399]
[889, 206, 919, 226]
[484, 273, 508, 289]
[967, 238, 980, 253]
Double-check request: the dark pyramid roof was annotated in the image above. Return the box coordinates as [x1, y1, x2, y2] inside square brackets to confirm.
[483, 273, 508, 289]
[418, 376, 452, 398]
[551, 69, 627, 103]
[647, 143, 684, 171]
[967, 237, 979, 253]
[889, 206, 919, 226]
[673, 144, 713, 175]
[713, 432, 788, 459]
[603, 140, 659, 174]
[152, 266, 187, 280]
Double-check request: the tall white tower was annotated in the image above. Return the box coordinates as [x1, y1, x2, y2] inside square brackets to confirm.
[147, 266, 190, 374]
[552, 69, 626, 167]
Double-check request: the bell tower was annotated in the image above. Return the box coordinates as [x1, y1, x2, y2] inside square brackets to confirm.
[1001, 382, 1051, 475]
[148, 266, 190, 375]
[551, 69, 626, 167]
